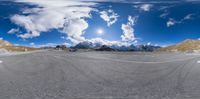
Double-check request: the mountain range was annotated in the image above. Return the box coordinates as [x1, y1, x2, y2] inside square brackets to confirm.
[72, 39, 200, 52]
[0, 39, 199, 52]
[72, 41, 161, 52]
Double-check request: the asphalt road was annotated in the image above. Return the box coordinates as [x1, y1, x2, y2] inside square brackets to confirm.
[0, 50, 200, 99]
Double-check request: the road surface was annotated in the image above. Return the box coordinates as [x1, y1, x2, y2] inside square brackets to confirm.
[0, 50, 200, 99]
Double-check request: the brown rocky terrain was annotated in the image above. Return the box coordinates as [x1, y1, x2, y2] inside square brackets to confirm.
[158, 39, 200, 52]
[0, 40, 40, 52]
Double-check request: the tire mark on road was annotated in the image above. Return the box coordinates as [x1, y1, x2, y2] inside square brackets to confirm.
[1, 54, 57, 76]
[130, 60, 192, 99]
[66, 54, 198, 64]
[175, 58, 198, 98]
[105, 62, 183, 76]
[53, 55, 113, 87]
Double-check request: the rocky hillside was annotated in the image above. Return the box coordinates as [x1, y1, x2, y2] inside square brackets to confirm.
[0, 40, 13, 47]
[158, 39, 200, 52]
[3, 46, 40, 52]
[0, 40, 39, 52]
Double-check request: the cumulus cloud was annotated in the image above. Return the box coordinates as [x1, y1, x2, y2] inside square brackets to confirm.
[7, 28, 20, 34]
[166, 14, 195, 27]
[11, 0, 96, 43]
[10, 0, 139, 46]
[100, 9, 119, 27]
[139, 4, 153, 12]
[63, 18, 89, 43]
[121, 16, 137, 42]
[134, 4, 153, 12]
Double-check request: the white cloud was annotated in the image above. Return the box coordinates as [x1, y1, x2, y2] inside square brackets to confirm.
[100, 9, 119, 27]
[121, 16, 137, 42]
[160, 12, 169, 18]
[147, 42, 151, 45]
[159, 5, 175, 11]
[62, 18, 89, 43]
[87, 37, 134, 47]
[61, 36, 66, 39]
[159, 5, 174, 19]
[139, 4, 153, 12]
[7, 28, 20, 34]
[167, 18, 177, 27]
[10, 0, 139, 46]
[63, 42, 71, 47]
[34, 42, 71, 48]
[183, 14, 194, 20]
[34, 43, 58, 48]
[30, 42, 35, 46]
[166, 14, 195, 27]
[11, 0, 96, 43]
[14, 44, 19, 46]
[81, 0, 180, 4]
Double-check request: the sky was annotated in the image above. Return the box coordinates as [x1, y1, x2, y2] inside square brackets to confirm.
[0, 0, 200, 47]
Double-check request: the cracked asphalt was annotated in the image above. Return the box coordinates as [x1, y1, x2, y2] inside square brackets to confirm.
[0, 50, 200, 99]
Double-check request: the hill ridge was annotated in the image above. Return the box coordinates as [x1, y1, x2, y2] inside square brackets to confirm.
[158, 39, 200, 52]
[0, 39, 39, 52]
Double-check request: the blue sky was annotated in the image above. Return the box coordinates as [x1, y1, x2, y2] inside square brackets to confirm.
[0, 0, 200, 47]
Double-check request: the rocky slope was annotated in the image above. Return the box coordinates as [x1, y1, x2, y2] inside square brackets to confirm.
[158, 39, 200, 52]
[0, 40, 13, 47]
[0, 40, 39, 52]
